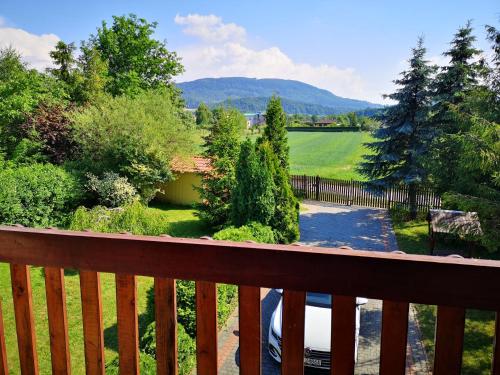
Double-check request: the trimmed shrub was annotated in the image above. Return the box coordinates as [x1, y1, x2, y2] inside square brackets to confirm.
[69, 201, 170, 235]
[0, 163, 81, 227]
[141, 322, 195, 375]
[105, 352, 156, 375]
[85, 172, 137, 207]
[213, 222, 276, 244]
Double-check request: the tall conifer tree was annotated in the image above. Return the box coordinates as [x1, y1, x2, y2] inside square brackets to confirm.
[360, 38, 436, 218]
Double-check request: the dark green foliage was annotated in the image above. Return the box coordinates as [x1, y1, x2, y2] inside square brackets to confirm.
[360, 38, 436, 217]
[213, 222, 276, 243]
[442, 192, 499, 253]
[195, 102, 212, 126]
[0, 164, 81, 227]
[48, 41, 77, 85]
[263, 96, 290, 170]
[178, 77, 382, 114]
[231, 139, 275, 226]
[88, 14, 184, 96]
[105, 353, 156, 375]
[197, 108, 246, 227]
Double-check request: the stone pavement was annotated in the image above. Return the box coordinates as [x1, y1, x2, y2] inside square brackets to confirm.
[214, 201, 430, 374]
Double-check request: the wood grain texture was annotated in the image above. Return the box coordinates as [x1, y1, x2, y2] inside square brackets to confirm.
[433, 306, 465, 375]
[116, 274, 139, 375]
[196, 281, 217, 375]
[492, 311, 500, 375]
[379, 300, 409, 375]
[282, 290, 305, 375]
[44, 267, 71, 375]
[331, 295, 356, 375]
[1, 226, 500, 310]
[79, 271, 105, 375]
[0, 299, 8, 375]
[10, 264, 39, 375]
[155, 277, 178, 375]
[238, 286, 261, 375]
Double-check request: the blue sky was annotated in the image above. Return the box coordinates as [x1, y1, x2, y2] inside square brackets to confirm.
[0, 0, 498, 103]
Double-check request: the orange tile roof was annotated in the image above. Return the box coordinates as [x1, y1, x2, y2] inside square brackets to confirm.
[171, 156, 212, 173]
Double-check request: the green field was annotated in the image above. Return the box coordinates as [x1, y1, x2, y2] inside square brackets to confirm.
[287, 131, 373, 180]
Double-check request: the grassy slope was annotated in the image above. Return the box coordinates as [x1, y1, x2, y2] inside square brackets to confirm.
[0, 205, 209, 374]
[287, 131, 373, 180]
[392, 219, 496, 374]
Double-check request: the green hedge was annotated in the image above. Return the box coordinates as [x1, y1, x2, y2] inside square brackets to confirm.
[0, 163, 80, 227]
[213, 222, 276, 243]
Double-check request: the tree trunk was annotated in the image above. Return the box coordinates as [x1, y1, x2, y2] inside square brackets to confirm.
[409, 183, 417, 220]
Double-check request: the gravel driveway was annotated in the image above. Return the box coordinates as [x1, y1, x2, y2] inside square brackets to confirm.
[216, 201, 429, 375]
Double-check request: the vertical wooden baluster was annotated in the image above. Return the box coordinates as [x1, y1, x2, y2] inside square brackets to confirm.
[11, 264, 39, 375]
[116, 274, 139, 375]
[196, 281, 217, 375]
[155, 277, 178, 375]
[433, 306, 465, 375]
[238, 286, 261, 375]
[0, 298, 8, 375]
[379, 300, 409, 375]
[282, 290, 305, 375]
[492, 311, 500, 375]
[45, 267, 71, 374]
[80, 271, 105, 375]
[331, 295, 356, 375]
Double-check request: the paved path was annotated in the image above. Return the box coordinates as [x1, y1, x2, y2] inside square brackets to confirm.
[216, 201, 429, 374]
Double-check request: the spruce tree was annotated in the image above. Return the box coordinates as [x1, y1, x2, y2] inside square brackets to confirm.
[430, 21, 483, 192]
[231, 139, 275, 226]
[262, 96, 289, 170]
[197, 108, 245, 227]
[359, 38, 436, 218]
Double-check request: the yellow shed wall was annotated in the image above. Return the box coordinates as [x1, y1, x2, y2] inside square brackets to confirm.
[156, 172, 202, 206]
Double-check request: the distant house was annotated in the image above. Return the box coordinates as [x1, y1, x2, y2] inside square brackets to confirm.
[155, 156, 211, 205]
[306, 118, 337, 127]
[244, 112, 266, 128]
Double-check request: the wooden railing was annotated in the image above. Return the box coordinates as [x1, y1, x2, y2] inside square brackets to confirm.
[0, 226, 500, 374]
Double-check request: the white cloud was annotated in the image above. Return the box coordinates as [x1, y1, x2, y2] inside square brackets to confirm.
[175, 14, 382, 103]
[174, 14, 246, 44]
[0, 25, 60, 70]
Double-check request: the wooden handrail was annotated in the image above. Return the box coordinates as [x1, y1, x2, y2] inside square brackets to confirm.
[0, 226, 500, 309]
[1, 226, 500, 375]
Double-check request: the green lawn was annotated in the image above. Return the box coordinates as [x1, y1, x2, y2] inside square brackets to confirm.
[392, 218, 497, 375]
[0, 205, 209, 374]
[287, 131, 373, 180]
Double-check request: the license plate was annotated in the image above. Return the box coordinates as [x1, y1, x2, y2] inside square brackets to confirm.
[304, 358, 322, 366]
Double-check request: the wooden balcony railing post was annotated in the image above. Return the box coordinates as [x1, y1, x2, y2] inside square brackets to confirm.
[80, 271, 105, 375]
[116, 274, 139, 375]
[44, 267, 71, 374]
[282, 290, 306, 375]
[155, 277, 178, 375]
[11, 264, 39, 375]
[331, 295, 357, 375]
[433, 306, 466, 374]
[492, 311, 500, 375]
[238, 286, 261, 375]
[0, 298, 8, 375]
[196, 281, 218, 375]
[379, 300, 409, 375]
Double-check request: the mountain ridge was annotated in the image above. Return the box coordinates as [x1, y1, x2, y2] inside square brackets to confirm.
[177, 77, 383, 115]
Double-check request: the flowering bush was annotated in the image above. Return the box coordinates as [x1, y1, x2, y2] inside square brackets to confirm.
[86, 172, 137, 207]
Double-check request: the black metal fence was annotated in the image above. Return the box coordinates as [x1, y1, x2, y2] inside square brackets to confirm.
[290, 175, 441, 211]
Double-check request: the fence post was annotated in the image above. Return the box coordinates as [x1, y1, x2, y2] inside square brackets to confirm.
[303, 174, 307, 198]
[315, 175, 320, 201]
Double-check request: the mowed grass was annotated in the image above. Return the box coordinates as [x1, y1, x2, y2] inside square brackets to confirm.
[287, 131, 373, 180]
[0, 205, 209, 374]
[392, 218, 497, 374]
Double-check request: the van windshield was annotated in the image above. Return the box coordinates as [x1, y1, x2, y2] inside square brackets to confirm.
[306, 292, 331, 308]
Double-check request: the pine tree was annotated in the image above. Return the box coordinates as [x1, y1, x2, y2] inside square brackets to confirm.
[429, 21, 483, 192]
[195, 102, 212, 127]
[262, 96, 289, 170]
[359, 38, 436, 218]
[231, 139, 275, 226]
[197, 108, 245, 227]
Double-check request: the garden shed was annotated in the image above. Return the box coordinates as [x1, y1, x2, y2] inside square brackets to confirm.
[156, 156, 211, 205]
